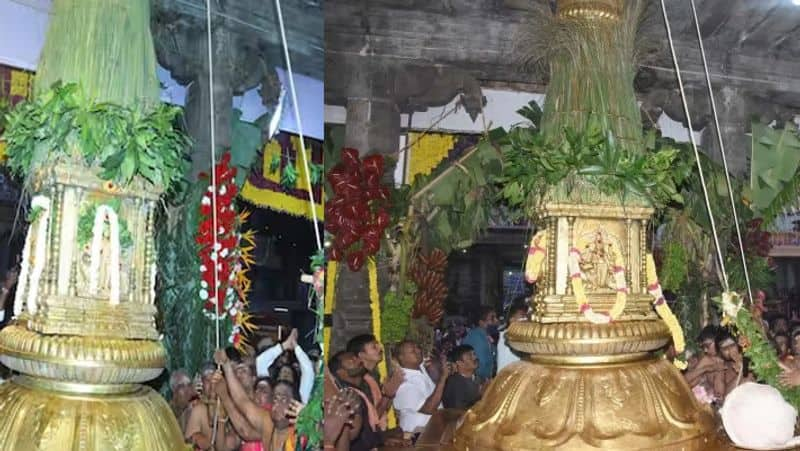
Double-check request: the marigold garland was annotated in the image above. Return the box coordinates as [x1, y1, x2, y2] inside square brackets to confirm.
[524, 231, 547, 283]
[367, 258, 397, 429]
[645, 253, 687, 369]
[323, 261, 338, 355]
[196, 152, 255, 349]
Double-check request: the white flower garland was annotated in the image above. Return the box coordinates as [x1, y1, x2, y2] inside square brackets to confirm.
[12, 218, 34, 318]
[88, 205, 121, 305]
[23, 196, 51, 316]
[13, 196, 50, 317]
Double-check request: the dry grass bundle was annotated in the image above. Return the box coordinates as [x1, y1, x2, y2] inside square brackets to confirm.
[35, 0, 160, 110]
[514, 0, 657, 153]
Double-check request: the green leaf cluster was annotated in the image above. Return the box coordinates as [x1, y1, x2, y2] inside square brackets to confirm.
[660, 242, 688, 292]
[409, 140, 503, 253]
[75, 200, 134, 250]
[494, 103, 686, 216]
[2, 82, 189, 191]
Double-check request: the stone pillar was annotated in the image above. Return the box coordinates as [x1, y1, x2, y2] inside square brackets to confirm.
[344, 97, 402, 156]
[701, 86, 751, 178]
[327, 58, 484, 352]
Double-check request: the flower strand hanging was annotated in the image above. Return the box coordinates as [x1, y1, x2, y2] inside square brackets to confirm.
[646, 254, 687, 369]
[196, 151, 255, 349]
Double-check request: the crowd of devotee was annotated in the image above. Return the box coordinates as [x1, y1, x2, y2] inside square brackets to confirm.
[166, 328, 319, 450]
[683, 310, 800, 407]
[323, 298, 528, 450]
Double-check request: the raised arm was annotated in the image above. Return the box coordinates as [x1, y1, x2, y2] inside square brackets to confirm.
[212, 371, 262, 441]
[214, 350, 273, 437]
[294, 343, 315, 404]
[418, 361, 450, 415]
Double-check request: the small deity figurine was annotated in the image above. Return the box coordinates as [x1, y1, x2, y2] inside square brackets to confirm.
[580, 230, 616, 291]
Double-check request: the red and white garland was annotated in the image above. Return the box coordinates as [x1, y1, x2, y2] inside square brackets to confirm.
[197, 152, 254, 348]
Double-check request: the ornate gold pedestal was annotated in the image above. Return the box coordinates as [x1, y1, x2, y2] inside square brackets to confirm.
[0, 375, 182, 451]
[0, 164, 184, 450]
[447, 202, 721, 450]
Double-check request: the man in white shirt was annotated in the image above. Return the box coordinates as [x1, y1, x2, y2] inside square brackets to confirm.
[392, 339, 450, 434]
[497, 302, 529, 372]
[254, 328, 315, 403]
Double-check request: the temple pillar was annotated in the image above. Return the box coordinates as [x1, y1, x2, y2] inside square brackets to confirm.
[326, 57, 484, 352]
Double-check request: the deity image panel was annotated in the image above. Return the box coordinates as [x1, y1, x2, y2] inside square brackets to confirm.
[573, 220, 626, 293]
[75, 192, 136, 302]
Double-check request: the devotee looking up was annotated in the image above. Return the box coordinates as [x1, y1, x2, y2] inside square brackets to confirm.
[683, 327, 726, 403]
[184, 362, 240, 450]
[254, 378, 273, 411]
[328, 351, 383, 451]
[346, 334, 404, 429]
[393, 339, 450, 434]
[169, 369, 198, 432]
[790, 329, 800, 358]
[256, 328, 315, 404]
[462, 307, 499, 380]
[213, 349, 306, 450]
[497, 301, 528, 372]
[717, 331, 753, 398]
[443, 345, 484, 410]
[774, 333, 792, 362]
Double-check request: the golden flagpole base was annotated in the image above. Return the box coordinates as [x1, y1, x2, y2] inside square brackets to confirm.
[0, 376, 184, 451]
[447, 325, 722, 451]
[0, 324, 185, 450]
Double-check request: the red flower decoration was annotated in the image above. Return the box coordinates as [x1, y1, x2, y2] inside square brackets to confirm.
[325, 149, 392, 270]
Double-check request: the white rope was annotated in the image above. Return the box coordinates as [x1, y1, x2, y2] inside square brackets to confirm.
[688, 0, 753, 303]
[659, 0, 729, 292]
[204, 0, 223, 444]
[274, 0, 323, 252]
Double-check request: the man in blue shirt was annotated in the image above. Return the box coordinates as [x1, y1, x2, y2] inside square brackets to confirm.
[461, 306, 499, 380]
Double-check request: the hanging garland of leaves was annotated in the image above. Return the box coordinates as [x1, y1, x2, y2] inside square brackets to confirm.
[2, 82, 189, 191]
[269, 151, 323, 191]
[718, 294, 800, 409]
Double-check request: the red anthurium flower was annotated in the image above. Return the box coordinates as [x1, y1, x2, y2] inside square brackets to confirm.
[341, 148, 360, 169]
[362, 154, 384, 177]
[347, 250, 365, 272]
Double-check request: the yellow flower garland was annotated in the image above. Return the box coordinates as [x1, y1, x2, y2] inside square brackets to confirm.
[568, 244, 628, 324]
[645, 254, 687, 369]
[323, 261, 338, 356]
[367, 258, 397, 429]
[524, 231, 547, 283]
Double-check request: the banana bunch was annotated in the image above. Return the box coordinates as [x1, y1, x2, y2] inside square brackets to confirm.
[410, 248, 448, 324]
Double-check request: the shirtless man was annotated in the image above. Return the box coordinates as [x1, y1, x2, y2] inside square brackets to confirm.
[184, 363, 240, 450]
[212, 349, 304, 449]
